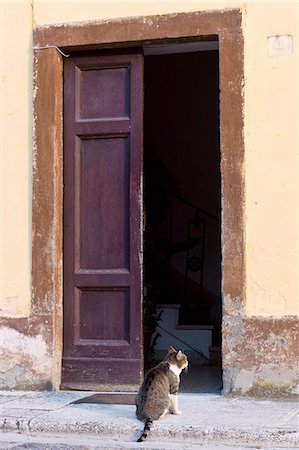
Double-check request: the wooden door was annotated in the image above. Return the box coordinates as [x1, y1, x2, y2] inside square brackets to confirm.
[62, 51, 143, 389]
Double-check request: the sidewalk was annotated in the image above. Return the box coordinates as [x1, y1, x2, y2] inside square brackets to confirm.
[0, 390, 298, 448]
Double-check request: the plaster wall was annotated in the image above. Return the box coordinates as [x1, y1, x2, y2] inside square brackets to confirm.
[31, 0, 299, 317]
[0, 1, 32, 317]
[244, 2, 299, 316]
[0, 1, 298, 393]
[32, 1, 245, 25]
[1, 1, 298, 319]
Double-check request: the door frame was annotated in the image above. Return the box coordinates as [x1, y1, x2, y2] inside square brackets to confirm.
[32, 9, 245, 391]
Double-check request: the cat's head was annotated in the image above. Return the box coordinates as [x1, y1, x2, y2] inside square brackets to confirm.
[165, 346, 188, 370]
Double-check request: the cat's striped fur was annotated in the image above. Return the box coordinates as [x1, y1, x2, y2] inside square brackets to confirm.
[135, 346, 188, 442]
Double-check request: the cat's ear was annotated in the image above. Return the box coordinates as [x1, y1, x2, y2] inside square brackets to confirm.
[168, 346, 176, 354]
[176, 350, 183, 360]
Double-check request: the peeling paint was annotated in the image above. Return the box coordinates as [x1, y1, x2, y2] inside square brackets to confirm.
[30, 8, 246, 393]
[223, 294, 245, 316]
[0, 326, 52, 389]
[16, 9, 298, 397]
[223, 316, 299, 396]
[31, 47, 64, 389]
[223, 316, 244, 351]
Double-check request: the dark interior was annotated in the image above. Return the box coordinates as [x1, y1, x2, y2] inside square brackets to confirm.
[143, 49, 222, 392]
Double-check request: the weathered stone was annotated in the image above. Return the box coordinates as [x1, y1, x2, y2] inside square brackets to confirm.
[0, 326, 51, 390]
[222, 316, 299, 396]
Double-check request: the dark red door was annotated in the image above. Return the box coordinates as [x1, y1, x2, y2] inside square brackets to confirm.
[62, 51, 143, 389]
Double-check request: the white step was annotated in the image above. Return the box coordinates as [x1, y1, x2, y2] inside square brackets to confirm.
[154, 304, 213, 364]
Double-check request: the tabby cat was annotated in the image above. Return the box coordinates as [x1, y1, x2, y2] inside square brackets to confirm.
[135, 346, 188, 442]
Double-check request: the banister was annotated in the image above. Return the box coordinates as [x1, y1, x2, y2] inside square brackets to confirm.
[172, 195, 219, 221]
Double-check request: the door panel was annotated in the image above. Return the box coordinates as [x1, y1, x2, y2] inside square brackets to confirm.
[79, 289, 129, 341]
[79, 137, 129, 270]
[78, 65, 130, 120]
[62, 51, 143, 389]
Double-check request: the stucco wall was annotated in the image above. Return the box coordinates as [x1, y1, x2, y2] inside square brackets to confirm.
[0, 1, 32, 317]
[244, 2, 299, 316]
[0, 1, 298, 393]
[32, 1, 299, 317]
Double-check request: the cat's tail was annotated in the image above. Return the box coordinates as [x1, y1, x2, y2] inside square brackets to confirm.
[137, 418, 153, 442]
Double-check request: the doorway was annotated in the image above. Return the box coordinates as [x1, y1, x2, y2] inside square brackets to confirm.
[61, 45, 222, 391]
[143, 45, 222, 393]
[32, 9, 245, 393]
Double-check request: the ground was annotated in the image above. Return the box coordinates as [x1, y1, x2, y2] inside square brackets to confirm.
[0, 432, 297, 450]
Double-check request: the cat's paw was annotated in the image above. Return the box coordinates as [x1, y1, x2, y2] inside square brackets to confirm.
[174, 409, 182, 415]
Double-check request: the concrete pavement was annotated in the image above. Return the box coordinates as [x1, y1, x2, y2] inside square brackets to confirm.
[0, 391, 298, 448]
[0, 432, 297, 449]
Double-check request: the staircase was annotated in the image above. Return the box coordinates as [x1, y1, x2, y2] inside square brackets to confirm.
[144, 195, 222, 366]
[153, 304, 213, 365]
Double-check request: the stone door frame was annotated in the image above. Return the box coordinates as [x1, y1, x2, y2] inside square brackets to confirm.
[32, 9, 245, 391]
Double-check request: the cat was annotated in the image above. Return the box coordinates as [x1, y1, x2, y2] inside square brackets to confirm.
[135, 346, 188, 442]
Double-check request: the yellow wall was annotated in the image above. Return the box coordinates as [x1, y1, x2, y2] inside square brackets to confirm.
[0, 1, 298, 317]
[244, 2, 299, 316]
[0, 0, 32, 316]
[32, 1, 244, 25]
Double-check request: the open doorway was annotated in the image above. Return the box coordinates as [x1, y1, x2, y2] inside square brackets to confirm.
[143, 43, 222, 393]
[34, 9, 244, 393]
